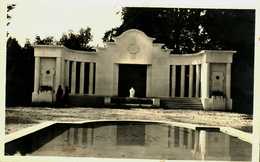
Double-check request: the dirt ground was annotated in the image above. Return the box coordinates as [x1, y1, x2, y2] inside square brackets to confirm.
[5, 107, 253, 134]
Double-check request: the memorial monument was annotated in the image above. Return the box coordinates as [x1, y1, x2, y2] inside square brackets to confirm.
[32, 29, 235, 110]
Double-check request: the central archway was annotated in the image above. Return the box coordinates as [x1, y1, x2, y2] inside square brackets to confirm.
[118, 64, 147, 97]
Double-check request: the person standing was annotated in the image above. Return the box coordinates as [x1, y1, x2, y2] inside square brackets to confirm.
[63, 86, 69, 106]
[56, 85, 63, 107]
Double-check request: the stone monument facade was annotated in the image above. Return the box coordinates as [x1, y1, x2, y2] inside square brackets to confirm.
[32, 29, 235, 110]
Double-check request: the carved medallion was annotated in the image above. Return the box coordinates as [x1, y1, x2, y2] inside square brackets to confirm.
[127, 43, 140, 54]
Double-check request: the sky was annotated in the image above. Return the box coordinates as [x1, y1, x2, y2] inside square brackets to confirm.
[7, 0, 124, 46]
[6, 0, 257, 47]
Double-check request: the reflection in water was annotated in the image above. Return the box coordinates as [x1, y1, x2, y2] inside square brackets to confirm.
[5, 122, 251, 160]
[117, 124, 145, 145]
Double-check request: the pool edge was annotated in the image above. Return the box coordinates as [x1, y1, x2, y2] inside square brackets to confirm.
[5, 119, 252, 144]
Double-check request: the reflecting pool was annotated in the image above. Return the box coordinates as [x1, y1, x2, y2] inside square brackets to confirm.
[5, 121, 251, 160]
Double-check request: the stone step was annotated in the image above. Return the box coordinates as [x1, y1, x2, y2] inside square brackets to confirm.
[161, 98, 203, 110]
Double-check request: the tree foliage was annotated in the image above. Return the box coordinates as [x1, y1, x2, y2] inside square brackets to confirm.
[7, 3, 16, 36]
[34, 35, 55, 45]
[7, 4, 16, 26]
[104, 8, 211, 54]
[6, 37, 34, 106]
[103, 27, 119, 42]
[59, 28, 95, 51]
[103, 8, 254, 56]
[203, 9, 255, 64]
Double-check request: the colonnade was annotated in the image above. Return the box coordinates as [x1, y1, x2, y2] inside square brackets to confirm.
[170, 64, 201, 98]
[33, 56, 95, 95]
[65, 127, 94, 146]
[64, 60, 95, 95]
[168, 127, 195, 149]
[33, 58, 232, 100]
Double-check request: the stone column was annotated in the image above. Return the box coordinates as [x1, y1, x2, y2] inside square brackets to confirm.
[195, 64, 201, 97]
[34, 57, 40, 93]
[189, 65, 194, 97]
[171, 65, 176, 97]
[65, 60, 70, 87]
[187, 129, 193, 149]
[60, 58, 65, 88]
[226, 63, 231, 98]
[87, 128, 94, 146]
[146, 65, 152, 97]
[169, 126, 175, 148]
[71, 61, 76, 94]
[180, 65, 185, 97]
[193, 131, 199, 154]
[205, 63, 210, 98]
[69, 128, 74, 145]
[80, 62, 85, 94]
[199, 130, 206, 160]
[55, 57, 62, 92]
[179, 127, 184, 147]
[78, 128, 83, 146]
[88, 62, 94, 95]
[113, 64, 119, 96]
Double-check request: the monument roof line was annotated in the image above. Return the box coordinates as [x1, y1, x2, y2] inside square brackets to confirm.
[113, 28, 156, 43]
[168, 50, 237, 57]
[34, 44, 236, 57]
[33, 45, 64, 48]
[33, 28, 236, 57]
[63, 46, 97, 55]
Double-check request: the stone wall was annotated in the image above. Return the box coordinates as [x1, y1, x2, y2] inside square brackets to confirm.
[32, 29, 235, 111]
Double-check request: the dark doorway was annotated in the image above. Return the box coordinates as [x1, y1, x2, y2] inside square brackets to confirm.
[118, 64, 147, 97]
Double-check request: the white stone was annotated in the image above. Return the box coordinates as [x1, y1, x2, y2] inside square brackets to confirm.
[80, 62, 85, 94]
[129, 87, 135, 98]
[32, 29, 235, 111]
[104, 97, 111, 105]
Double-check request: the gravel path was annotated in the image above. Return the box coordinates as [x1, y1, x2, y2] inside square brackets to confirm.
[5, 107, 252, 134]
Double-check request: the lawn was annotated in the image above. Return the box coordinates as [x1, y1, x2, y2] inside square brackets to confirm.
[5, 107, 252, 134]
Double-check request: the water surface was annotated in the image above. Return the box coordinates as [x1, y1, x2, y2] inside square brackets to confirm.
[5, 121, 251, 160]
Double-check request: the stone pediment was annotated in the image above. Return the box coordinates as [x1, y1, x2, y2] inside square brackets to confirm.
[113, 29, 155, 44]
[107, 29, 156, 64]
[113, 29, 155, 55]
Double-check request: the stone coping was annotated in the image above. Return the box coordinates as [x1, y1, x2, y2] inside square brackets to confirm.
[4, 119, 202, 144]
[4, 121, 56, 143]
[220, 127, 252, 144]
[33, 44, 236, 56]
[5, 119, 252, 144]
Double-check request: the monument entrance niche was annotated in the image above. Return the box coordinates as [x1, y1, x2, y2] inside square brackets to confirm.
[118, 64, 147, 98]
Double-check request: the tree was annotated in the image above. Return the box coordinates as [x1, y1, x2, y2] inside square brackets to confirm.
[7, 4, 16, 26]
[103, 8, 211, 54]
[34, 35, 55, 45]
[203, 9, 255, 64]
[103, 27, 119, 42]
[6, 37, 34, 106]
[59, 28, 95, 51]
